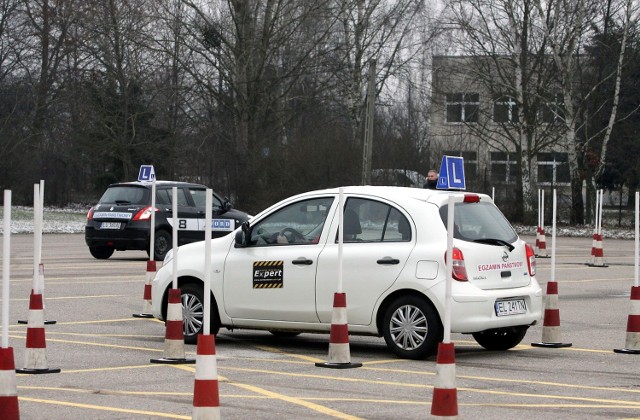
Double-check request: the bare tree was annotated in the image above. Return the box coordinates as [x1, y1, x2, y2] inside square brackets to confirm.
[444, 0, 565, 222]
[534, 0, 635, 223]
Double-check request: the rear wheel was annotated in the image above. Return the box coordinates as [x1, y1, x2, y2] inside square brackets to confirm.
[176, 283, 220, 344]
[382, 295, 442, 360]
[148, 230, 171, 261]
[472, 326, 528, 351]
[89, 246, 114, 259]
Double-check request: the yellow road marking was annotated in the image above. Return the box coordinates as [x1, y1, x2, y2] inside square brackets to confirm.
[230, 381, 364, 419]
[17, 397, 190, 419]
[9, 335, 167, 354]
[11, 294, 129, 302]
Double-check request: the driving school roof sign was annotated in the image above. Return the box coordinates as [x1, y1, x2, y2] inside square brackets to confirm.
[436, 155, 466, 190]
[138, 165, 156, 182]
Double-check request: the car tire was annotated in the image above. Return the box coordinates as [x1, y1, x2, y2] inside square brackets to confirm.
[382, 295, 443, 360]
[472, 326, 528, 351]
[149, 230, 171, 261]
[89, 246, 114, 260]
[177, 283, 220, 344]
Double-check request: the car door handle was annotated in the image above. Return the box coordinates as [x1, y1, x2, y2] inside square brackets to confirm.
[377, 257, 400, 265]
[292, 257, 313, 266]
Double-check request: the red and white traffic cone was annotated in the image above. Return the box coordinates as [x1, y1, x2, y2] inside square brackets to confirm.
[589, 230, 598, 262]
[16, 291, 60, 374]
[430, 342, 458, 418]
[531, 282, 572, 348]
[0, 347, 19, 419]
[535, 226, 541, 254]
[614, 286, 640, 354]
[192, 334, 220, 419]
[19, 264, 56, 325]
[315, 292, 362, 369]
[537, 228, 549, 258]
[133, 260, 155, 318]
[151, 288, 195, 364]
[587, 233, 608, 267]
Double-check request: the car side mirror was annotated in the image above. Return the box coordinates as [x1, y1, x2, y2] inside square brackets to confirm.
[235, 221, 250, 247]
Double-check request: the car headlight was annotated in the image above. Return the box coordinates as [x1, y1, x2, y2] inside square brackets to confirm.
[163, 249, 174, 265]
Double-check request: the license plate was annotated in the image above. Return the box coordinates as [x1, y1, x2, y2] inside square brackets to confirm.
[495, 299, 527, 316]
[100, 222, 121, 230]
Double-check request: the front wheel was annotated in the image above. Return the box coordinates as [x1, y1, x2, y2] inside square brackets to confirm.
[472, 326, 528, 351]
[175, 283, 220, 344]
[382, 295, 442, 360]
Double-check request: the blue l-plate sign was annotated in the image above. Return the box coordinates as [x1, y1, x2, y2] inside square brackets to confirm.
[436, 156, 466, 190]
[138, 165, 156, 182]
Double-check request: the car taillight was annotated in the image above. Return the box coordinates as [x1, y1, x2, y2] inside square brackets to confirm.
[87, 207, 94, 220]
[526, 243, 536, 276]
[132, 206, 156, 221]
[444, 247, 468, 281]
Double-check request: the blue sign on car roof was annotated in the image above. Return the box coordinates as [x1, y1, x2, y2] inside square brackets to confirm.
[436, 156, 466, 190]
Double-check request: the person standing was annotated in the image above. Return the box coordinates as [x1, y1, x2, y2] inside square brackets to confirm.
[423, 170, 438, 189]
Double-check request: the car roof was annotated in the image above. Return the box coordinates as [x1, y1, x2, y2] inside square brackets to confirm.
[291, 186, 492, 206]
[108, 180, 207, 189]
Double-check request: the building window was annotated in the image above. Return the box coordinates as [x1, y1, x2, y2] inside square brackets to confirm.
[491, 152, 520, 183]
[493, 96, 519, 123]
[540, 93, 565, 123]
[537, 152, 570, 185]
[446, 93, 479, 123]
[443, 150, 478, 180]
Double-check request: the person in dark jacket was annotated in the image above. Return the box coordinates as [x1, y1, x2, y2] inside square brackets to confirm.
[423, 169, 438, 189]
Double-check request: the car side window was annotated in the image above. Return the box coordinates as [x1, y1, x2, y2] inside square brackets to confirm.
[157, 188, 190, 206]
[156, 189, 171, 205]
[250, 197, 334, 246]
[189, 188, 206, 208]
[340, 198, 411, 243]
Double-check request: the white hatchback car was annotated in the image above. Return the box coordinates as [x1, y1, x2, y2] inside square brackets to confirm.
[151, 186, 543, 359]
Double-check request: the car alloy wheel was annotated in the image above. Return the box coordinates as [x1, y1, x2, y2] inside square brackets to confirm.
[179, 284, 204, 344]
[382, 296, 442, 359]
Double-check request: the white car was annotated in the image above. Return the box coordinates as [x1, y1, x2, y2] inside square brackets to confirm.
[151, 186, 542, 359]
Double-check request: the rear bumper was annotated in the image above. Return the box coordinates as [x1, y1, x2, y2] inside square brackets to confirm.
[84, 223, 150, 251]
[450, 282, 543, 333]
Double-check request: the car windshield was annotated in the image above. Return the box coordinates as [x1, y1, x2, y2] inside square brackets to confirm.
[439, 201, 517, 243]
[99, 186, 149, 205]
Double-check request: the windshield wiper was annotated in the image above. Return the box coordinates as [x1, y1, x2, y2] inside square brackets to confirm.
[115, 200, 131, 204]
[473, 238, 515, 252]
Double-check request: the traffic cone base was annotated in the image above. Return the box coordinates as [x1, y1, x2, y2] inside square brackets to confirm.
[315, 361, 363, 369]
[16, 367, 61, 374]
[531, 341, 572, 348]
[150, 357, 196, 364]
[18, 319, 56, 325]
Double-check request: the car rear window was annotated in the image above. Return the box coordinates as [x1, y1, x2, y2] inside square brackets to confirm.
[439, 201, 517, 243]
[99, 186, 149, 205]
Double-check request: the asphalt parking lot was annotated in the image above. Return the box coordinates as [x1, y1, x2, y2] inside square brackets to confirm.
[2, 233, 640, 419]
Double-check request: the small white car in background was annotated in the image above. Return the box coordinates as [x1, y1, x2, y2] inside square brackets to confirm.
[151, 186, 542, 359]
